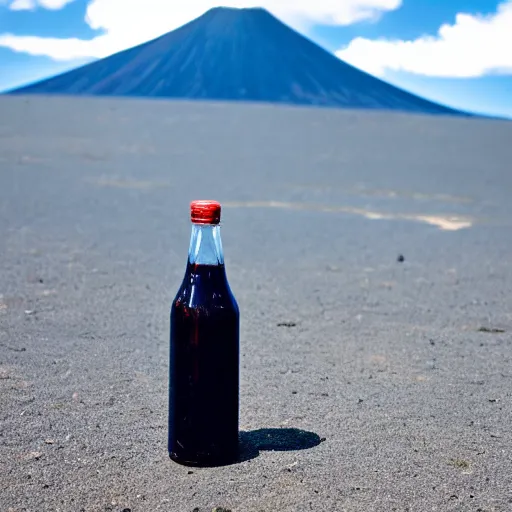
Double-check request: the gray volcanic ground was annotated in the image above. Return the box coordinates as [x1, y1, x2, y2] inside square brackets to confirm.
[1, 95, 512, 511]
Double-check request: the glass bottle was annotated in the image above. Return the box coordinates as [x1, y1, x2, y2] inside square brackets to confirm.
[168, 200, 240, 466]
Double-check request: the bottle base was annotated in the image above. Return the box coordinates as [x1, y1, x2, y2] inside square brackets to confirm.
[168, 450, 239, 468]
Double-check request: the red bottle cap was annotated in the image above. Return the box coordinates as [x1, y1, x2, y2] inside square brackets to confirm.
[190, 200, 221, 225]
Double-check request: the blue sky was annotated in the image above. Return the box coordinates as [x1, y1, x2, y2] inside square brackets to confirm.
[1, 0, 511, 118]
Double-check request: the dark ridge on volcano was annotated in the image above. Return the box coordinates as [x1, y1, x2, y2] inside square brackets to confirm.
[9, 6, 465, 115]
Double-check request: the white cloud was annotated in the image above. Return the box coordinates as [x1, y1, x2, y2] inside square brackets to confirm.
[337, 0, 512, 78]
[39, 0, 76, 8]
[0, 33, 112, 59]
[9, 0, 35, 10]
[8, 0, 75, 9]
[0, 0, 401, 61]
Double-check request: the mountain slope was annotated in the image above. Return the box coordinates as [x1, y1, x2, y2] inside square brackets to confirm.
[10, 7, 464, 115]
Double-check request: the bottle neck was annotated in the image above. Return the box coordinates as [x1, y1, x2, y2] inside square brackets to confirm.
[188, 223, 224, 266]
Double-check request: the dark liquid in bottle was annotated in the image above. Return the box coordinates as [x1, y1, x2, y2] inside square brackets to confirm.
[169, 262, 240, 467]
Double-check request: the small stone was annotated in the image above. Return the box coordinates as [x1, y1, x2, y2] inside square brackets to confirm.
[188, 470, 194, 475]
[449, 459, 470, 469]
[26, 451, 43, 460]
[45, 439, 55, 444]
[277, 322, 297, 328]
[478, 326, 505, 333]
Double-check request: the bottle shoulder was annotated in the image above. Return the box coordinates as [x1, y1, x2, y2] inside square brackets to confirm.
[172, 266, 238, 314]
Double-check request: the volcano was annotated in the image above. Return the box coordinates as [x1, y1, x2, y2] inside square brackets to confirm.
[10, 7, 463, 115]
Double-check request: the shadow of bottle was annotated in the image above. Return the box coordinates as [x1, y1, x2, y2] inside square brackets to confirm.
[238, 427, 323, 463]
